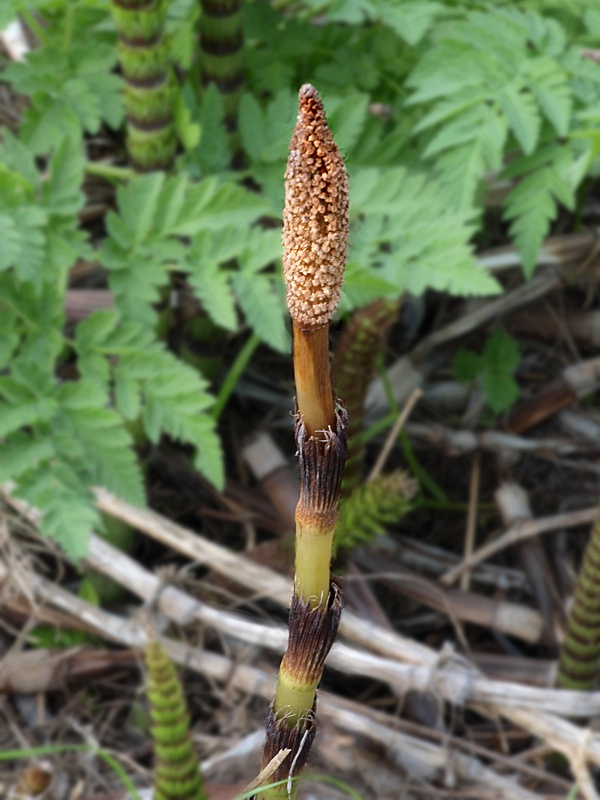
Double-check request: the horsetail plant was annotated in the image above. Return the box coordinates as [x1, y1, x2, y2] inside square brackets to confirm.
[111, 0, 177, 171]
[199, 0, 244, 151]
[333, 298, 401, 495]
[557, 512, 600, 691]
[259, 84, 349, 799]
[145, 639, 207, 800]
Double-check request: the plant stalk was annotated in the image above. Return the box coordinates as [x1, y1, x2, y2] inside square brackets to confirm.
[199, 0, 244, 156]
[112, 0, 176, 171]
[557, 512, 600, 690]
[259, 83, 349, 800]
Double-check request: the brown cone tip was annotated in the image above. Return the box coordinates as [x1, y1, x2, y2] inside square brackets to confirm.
[283, 84, 349, 330]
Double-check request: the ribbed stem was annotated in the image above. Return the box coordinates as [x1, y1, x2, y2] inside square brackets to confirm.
[199, 0, 244, 152]
[557, 513, 600, 690]
[333, 299, 400, 495]
[260, 84, 348, 800]
[146, 640, 207, 800]
[112, 0, 176, 171]
[293, 324, 335, 438]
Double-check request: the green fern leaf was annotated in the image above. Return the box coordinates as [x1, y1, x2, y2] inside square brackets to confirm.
[350, 167, 500, 298]
[187, 231, 240, 331]
[326, 93, 370, 155]
[406, 7, 579, 216]
[115, 347, 224, 489]
[385, 0, 441, 46]
[233, 273, 289, 353]
[0, 207, 46, 280]
[503, 145, 575, 277]
[0, 433, 54, 485]
[497, 83, 541, 155]
[239, 89, 295, 165]
[102, 174, 268, 326]
[526, 57, 572, 136]
[54, 381, 145, 508]
[5, 41, 123, 154]
[17, 463, 101, 562]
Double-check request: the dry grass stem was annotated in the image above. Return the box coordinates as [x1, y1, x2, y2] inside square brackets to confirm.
[366, 387, 423, 483]
[440, 504, 598, 586]
[460, 452, 481, 592]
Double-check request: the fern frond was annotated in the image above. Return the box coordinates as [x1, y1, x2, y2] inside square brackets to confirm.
[145, 640, 207, 800]
[334, 470, 415, 555]
[333, 299, 400, 494]
[407, 8, 573, 202]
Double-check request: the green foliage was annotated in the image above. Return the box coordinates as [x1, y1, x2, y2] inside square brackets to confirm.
[406, 5, 598, 272]
[334, 471, 414, 555]
[0, 133, 90, 286]
[3, 0, 600, 562]
[453, 330, 521, 415]
[4, 29, 123, 153]
[145, 640, 207, 800]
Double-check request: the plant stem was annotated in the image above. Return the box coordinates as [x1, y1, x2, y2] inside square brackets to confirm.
[211, 332, 260, 420]
[111, 0, 176, 171]
[260, 84, 349, 800]
[198, 0, 244, 156]
[85, 161, 137, 182]
[293, 324, 334, 436]
[557, 512, 600, 690]
[146, 639, 207, 800]
[333, 298, 400, 494]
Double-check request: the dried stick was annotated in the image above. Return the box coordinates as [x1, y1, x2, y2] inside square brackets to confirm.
[495, 481, 557, 644]
[0, 546, 546, 799]
[7, 496, 600, 790]
[406, 422, 597, 457]
[441, 506, 599, 586]
[507, 356, 600, 434]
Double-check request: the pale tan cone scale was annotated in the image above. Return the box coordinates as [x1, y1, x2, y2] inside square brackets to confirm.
[282, 83, 349, 331]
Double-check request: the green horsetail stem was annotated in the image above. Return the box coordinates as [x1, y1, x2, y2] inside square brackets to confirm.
[199, 0, 244, 149]
[259, 84, 349, 800]
[333, 298, 401, 495]
[145, 640, 207, 800]
[557, 513, 600, 691]
[112, 0, 176, 171]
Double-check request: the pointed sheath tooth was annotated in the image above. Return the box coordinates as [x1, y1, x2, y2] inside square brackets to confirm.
[283, 83, 349, 331]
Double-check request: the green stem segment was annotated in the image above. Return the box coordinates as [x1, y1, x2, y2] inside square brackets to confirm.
[112, 0, 176, 171]
[260, 406, 348, 800]
[199, 0, 244, 152]
[146, 640, 207, 800]
[557, 513, 600, 690]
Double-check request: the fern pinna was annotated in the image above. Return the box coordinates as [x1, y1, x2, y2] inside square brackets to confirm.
[111, 0, 176, 171]
[557, 513, 600, 691]
[145, 640, 207, 800]
[199, 0, 244, 149]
